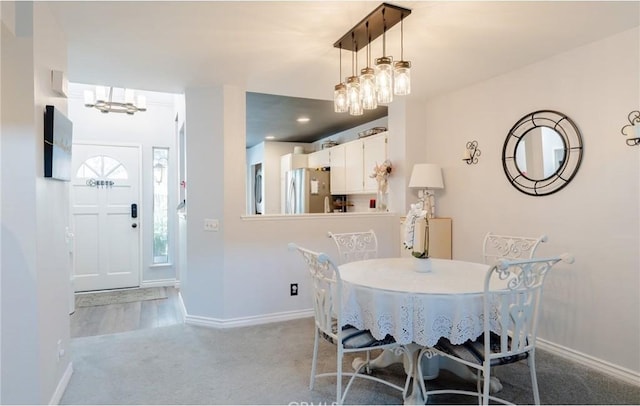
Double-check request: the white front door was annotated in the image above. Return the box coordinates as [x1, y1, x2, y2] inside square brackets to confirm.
[70, 143, 141, 292]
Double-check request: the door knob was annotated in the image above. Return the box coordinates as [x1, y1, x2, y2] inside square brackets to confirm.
[132, 223, 137, 228]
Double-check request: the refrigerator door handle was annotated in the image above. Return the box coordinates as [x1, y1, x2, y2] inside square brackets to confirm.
[286, 176, 296, 214]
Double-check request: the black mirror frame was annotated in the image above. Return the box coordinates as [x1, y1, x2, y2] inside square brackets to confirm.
[502, 110, 583, 196]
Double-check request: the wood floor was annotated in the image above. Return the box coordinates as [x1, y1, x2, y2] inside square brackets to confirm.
[70, 287, 184, 338]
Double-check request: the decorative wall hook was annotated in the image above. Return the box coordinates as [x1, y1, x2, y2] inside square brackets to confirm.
[621, 110, 640, 146]
[462, 140, 481, 164]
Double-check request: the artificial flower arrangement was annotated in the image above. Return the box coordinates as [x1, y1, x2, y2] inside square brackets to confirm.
[403, 203, 430, 258]
[370, 159, 393, 193]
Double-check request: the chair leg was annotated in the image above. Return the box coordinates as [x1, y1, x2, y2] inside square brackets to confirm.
[529, 353, 540, 405]
[310, 329, 319, 390]
[337, 346, 343, 405]
[482, 364, 491, 405]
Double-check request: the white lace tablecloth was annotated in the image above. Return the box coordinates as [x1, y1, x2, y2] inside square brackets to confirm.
[339, 257, 495, 347]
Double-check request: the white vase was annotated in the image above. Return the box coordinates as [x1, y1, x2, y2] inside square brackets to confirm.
[413, 257, 432, 273]
[377, 189, 388, 212]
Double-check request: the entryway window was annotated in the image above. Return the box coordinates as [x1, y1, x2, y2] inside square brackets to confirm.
[153, 148, 169, 264]
[76, 155, 128, 179]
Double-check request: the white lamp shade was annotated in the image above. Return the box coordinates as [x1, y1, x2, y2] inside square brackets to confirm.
[409, 163, 444, 189]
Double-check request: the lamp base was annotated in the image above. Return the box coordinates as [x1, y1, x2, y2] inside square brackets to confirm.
[418, 189, 436, 218]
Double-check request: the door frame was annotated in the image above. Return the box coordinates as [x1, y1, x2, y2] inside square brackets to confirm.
[70, 140, 144, 291]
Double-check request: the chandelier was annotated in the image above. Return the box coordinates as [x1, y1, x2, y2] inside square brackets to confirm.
[84, 86, 147, 115]
[333, 3, 412, 115]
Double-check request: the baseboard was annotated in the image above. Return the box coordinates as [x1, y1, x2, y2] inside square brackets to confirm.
[537, 338, 640, 386]
[49, 362, 73, 405]
[184, 308, 314, 329]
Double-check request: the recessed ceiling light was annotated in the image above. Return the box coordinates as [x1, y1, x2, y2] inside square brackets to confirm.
[265, 135, 276, 140]
[297, 117, 310, 123]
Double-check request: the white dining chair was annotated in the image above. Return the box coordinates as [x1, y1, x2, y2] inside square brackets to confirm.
[482, 232, 548, 264]
[288, 243, 410, 405]
[417, 254, 574, 405]
[327, 230, 378, 264]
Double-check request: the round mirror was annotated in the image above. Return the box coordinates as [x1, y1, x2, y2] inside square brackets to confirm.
[514, 127, 566, 179]
[503, 110, 583, 196]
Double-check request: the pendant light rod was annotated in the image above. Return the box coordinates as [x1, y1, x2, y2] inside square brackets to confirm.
[333, 2, 411, 52]
[400, 18, 404, 60]
[339, 43, 342, 82]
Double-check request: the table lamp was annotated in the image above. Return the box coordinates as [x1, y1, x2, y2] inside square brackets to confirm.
[408, 163, 444, 218]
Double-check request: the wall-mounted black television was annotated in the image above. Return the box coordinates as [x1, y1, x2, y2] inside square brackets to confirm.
[44, 105, 73, 181]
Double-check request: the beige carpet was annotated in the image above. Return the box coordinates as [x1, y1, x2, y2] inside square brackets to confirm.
[60, 318, 640, 405]
[75, 287, 167, 307]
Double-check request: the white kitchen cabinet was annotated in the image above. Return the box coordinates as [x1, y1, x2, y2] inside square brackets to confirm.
[329, 144, 346, 194]
[400, 217, 452, 259]
[308, 148, 330, 168]
[329, 132, 387, 195]
[345, 141, 364, 193]
[362, 133, 388, 193]
[345, 132, 387, 194]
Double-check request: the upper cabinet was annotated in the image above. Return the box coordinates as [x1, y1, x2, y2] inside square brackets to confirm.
[362, 133, 387, 193]
[330, 132, 387, 195]
[329, 144, 347, 194]
[308, 148, 330, 168]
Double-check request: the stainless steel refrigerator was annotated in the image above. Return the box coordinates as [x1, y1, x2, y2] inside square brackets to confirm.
[285, 168, 332, 214]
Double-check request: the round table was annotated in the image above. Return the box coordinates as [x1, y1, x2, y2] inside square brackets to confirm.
[338, 257, 503, 404]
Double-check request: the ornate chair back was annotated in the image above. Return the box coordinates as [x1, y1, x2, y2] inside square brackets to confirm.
[328, 230, 378, 264]
[482, 232, 547, 264]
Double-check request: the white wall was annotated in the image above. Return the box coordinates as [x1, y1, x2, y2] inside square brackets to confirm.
[182, 26, 639, 383]
[1, 2, 72, 403]
[67, 83, 181, 284]
[182, 85, 399, 324]
[423, 28, 639, 375]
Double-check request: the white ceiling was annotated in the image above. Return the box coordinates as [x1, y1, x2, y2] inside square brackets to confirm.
[46, 1, 639, 145]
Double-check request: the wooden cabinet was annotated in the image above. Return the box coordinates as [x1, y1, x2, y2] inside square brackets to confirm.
[330, 132, 387, 195]
[401, 217, 452, 259]
[308, 148, 330, 168]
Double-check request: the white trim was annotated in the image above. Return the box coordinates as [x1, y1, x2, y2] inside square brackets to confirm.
[185, 308, 314, 329]
[177, 291, 187, 321]
[140, 279, 178, 288]
[49, 362, 73, 405]
[241, 212, 396, 221]
[537, 338, 640, 387]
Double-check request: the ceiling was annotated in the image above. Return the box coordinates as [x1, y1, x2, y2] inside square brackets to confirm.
[46, 1, 639, 147]
[246, 92, 387, 147]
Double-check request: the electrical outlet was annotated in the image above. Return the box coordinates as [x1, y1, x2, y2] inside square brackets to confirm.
[290, 283, 298, 296]
[203, 218, 219, 232]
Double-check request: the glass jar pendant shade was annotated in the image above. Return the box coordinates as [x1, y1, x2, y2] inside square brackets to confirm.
[394, 60, 411, 95]
[393, 17, 411, 96]
[346, 76, 363, 116]
[334, 83, 348, 113]
[375, 56, 394, 104]
[360, 67, 377, 110]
